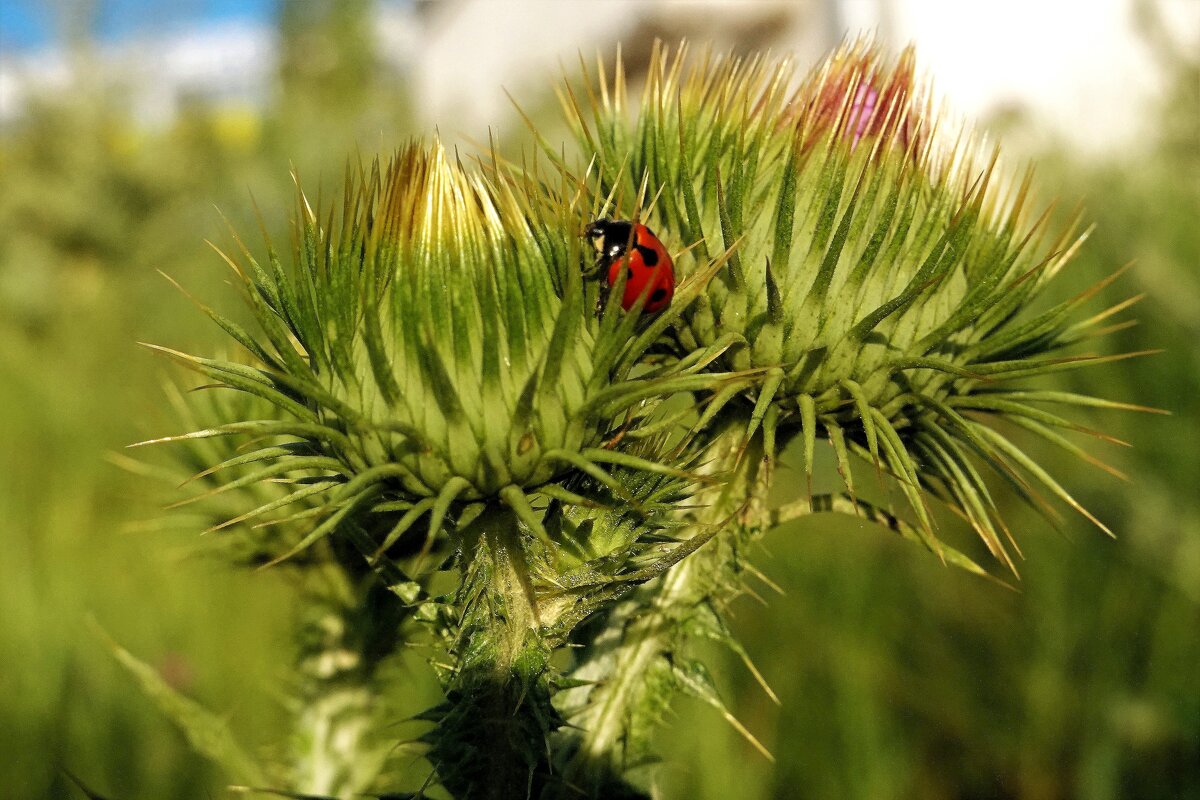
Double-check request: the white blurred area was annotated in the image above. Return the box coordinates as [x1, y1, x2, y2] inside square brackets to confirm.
[881, 0, 1199, 152]
[1, 0, 1196, 154]
[410, 0, 1199, 153]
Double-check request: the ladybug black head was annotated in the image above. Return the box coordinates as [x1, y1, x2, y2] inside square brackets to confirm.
[585, 218, 634, 260]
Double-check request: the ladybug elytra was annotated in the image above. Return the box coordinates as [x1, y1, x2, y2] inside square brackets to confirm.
[584, 219, 676, 314]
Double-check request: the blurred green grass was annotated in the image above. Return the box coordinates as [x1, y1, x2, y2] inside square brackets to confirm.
[1, 7, 1196, 798]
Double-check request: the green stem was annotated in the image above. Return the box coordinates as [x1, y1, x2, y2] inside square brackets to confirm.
[291, 558, 408, 797]
[427, 510, 559, 800]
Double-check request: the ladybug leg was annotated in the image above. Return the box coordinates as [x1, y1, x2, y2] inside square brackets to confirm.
[582, 253, 606, 279]
[595, 281, 609, 316]
[591, 263, 610, 316]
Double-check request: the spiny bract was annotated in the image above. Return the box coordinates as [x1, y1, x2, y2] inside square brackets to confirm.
[559, 41, 1152, 570]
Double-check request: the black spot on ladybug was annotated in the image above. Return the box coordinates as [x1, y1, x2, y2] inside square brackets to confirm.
[650, 288, 667, 303]
[627, 267, 635, 279]
[636, 245, 659, 266]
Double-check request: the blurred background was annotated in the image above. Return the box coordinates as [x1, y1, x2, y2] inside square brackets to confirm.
[1, 1, 1196, 798]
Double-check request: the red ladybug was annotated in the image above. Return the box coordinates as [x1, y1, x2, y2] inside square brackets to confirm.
[585, 219, 675, 314]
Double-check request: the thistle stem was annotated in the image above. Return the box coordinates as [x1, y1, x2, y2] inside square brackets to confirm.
[428, 510, 557, 800]
[560, 417, 794, 793]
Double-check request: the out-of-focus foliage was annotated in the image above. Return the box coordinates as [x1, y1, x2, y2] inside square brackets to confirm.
[0, 3, 432, 799]
[0, 3, 1195, 799]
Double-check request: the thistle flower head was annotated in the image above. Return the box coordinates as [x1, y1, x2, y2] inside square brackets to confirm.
[145, 141, 723, 567]
[560, 41, 1148, 568]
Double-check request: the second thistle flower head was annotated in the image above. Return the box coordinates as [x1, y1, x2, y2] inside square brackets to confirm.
[561, 41, 1147, 568]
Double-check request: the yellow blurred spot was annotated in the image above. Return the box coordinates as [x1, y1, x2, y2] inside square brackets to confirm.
[211, 107, 262, 152]
[109, 125, 145, 157]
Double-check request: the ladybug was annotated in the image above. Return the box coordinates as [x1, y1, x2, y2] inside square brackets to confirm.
[584, 219, 675, 314]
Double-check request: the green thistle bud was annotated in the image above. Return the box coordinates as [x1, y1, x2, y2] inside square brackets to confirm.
[142, 141, 724, 569]
[561, 41, 1150, 567]
[536, 43, 1159, 795]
